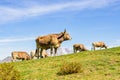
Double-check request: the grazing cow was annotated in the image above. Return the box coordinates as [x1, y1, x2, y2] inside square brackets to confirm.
[36, 29, 72, 58]
[92, 42, 107, 50]
[73, 44, 87, 53]
[11, 51, 30, 62]
[30, 49, 48, 59]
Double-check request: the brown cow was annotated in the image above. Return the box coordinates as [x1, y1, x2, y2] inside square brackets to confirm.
[30, 49, 48, 59]
[73, 44, 87, 53]
[36, 29, 71, 58]
[92, 42, 107, 50]
[11, 51, 30, 62]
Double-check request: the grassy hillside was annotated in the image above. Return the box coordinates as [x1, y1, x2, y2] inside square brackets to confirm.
[11, 47, 120, 80]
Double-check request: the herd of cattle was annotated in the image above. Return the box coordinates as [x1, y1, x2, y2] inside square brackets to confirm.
[11, 30, 107, 62]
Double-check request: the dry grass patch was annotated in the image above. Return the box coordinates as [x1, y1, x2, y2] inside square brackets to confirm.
[57, 61, 83, 75]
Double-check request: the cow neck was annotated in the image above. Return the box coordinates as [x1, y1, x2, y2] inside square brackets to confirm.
[57, 33, 64, 39]
[58, 37, 65, 43]
[52, 33, 65, 43]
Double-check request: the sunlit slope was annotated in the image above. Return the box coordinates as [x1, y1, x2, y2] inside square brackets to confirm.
[13, 47, 120, 80]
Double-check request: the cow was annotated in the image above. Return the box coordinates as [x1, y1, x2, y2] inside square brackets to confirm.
[35, 29, 72, 58]
[73, 44, 87, 53]
[30, 49, 48, 59]
[92, 41, 107, 50]
[11, 51, 30, 62]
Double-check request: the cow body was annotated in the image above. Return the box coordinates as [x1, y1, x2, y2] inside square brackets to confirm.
[36, 30, 71, 58]
[92, 42, 107, 50]
[73, 44, 87, 53]
[11, 51, 30, 62]
[30, 49, 48, 59]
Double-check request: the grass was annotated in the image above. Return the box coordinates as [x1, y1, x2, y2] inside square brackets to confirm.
[4, 46, 120, 80]
[0, 63, 20, 80]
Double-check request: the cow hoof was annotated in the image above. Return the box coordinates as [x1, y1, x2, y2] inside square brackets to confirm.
[41, 56, 43, 58]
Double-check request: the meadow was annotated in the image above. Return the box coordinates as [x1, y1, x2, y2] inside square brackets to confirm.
[1, 47, 120, 80]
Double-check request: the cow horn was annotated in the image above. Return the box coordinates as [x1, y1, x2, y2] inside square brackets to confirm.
[64, 29, 66, 33]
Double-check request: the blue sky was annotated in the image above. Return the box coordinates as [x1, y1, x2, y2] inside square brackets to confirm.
[0, 0, 120, 59]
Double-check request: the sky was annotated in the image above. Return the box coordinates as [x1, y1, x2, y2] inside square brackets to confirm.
[0, 0, 120, 60]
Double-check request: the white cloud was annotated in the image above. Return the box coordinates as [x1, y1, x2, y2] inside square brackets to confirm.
[0, 36, 36, 60]
[0, 37, 35, 43]
[108, 39, 120, 48]
[0, 0, 119, 23]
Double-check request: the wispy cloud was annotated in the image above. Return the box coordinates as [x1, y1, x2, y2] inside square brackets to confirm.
[0, 37, 35, 43]
[108, 39, 120, 48]
[0, 0, 119, 23]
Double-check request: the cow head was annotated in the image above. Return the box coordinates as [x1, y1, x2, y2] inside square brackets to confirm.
[27, 55, 31, 60]
[58, 29, 72, 41]
[63, 29, 72, 40]
[104, 45, 108, 49]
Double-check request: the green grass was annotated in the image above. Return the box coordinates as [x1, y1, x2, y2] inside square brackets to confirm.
[9, 47, 120, 80]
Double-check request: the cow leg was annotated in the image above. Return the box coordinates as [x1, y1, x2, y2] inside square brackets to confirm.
[30, 52, 34, 59]
[77, 49, 79, 52]
[74, 48, 77, 53]
[31, 56, 34, 59]
[50, 47, 53, 56]
[36, 48, 40, 59]
[92, 44, 95, 51]
[12, 58, 14, 62]
[35, 49, 38, 59]
[74, 49, 76, 53]
[54, 48, 58, 56]
[40, 48, 43, 58]
[93, 46, 95, 51]
[22, 58, 24, 61]
[11, 57, 14, 62]
[24, 57, 27, 60]
[73, 47, 76, 53]
[79, 49, 81, 52]
[12, 57, 16, 62]
[75, 49, 77, 53]
[12, 54, 15, 62]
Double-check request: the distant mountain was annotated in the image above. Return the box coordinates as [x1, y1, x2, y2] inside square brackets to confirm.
[0, 47, 73, 63]
[57, 47, 73, 55]
[47, 47, 73, 56]
[1, 56, 12, 63]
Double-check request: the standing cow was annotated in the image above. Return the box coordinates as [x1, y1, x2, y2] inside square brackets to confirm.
[73, 44, 87, 53]
[36, 29, 72, 58]
[92, 41, 107, 50]
[30, 49, 48, 59]
[11, 51, 30, 62]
